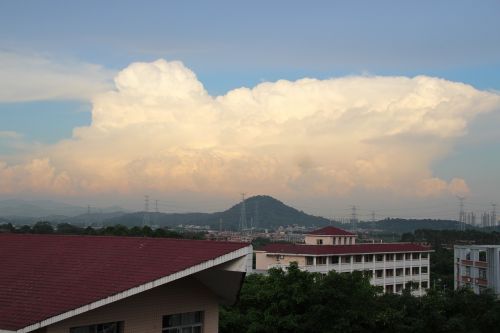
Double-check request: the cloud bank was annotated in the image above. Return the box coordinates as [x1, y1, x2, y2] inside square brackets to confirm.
[0, 51, 114, 102]
[1, 59, 499, 199]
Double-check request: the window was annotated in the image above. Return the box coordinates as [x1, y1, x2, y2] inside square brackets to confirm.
[364, 254, 373, 262]
[306, 256, 314, 265]
[396, 268, 403, 276]
[341, 256, 351, 264]
[412, 267, 420, 275]
[317, 256, 327, 265]
[421, 253, 428, 259]
[354, 255, 363, 263]
[396, 253, 404, 261]
[330, 256, 339, 264]
[386, 254, 394, 261]
[466, 252, 471, 260]
[465, 266, 471, 276]
[479, 251, 487, 262]
[396, 284, 404, 293]
[479, 268, 487, 279]
[375, 269, 384, 278]
[363, 270, 373, 278]
[405, 253, 411, 260]
[316, 239, 323, 245]
[163, 311, 203, 333]
[412, 253, 420, 260]
[421, 266, 428, 274]
[405, 268, 410, 276]
[376, 254, 384, 262]
[386, 285, 394, 293]
[421, 281, 428, 289]
[70, 322, 123, 333]
[385, 269, 394, 277]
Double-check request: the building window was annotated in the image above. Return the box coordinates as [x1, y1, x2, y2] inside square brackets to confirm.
[421, 266, 428, 274]
[405, 268, 410, 276]
[396, 268, 403, 276]
[386, 254, 394, 261]
[479, 251, 487, 262]
[306, 256, 314, 266]
[364, 254, 373, 262]
[396, 253, 404, 261]
[375, 269, 384, 278]
[396, 284, 404, 293]
[412, 267, 420, 275]
[354, 255, 363, 263]
[421, 281, 428, 289]
[376, 254, 384, 262]
[405, 253, 411, 260]
[412, 253, 420, 260]
[421, 253, 428, 259]
[363, 270, 373, 278]
[386, 285, 394, 293]
[341, 256, 351, 264]
[70, 322, 123, 333]
[465, 266, 471, 276]
[317, 257, 327, 265]
[385, 269, 394, 277]
[330, 256, 339, 264]
[479, 268, 487, 279]
[466, 252, 471, 260]
[316, 239, 323, 245]
[163, 311, 203, 333]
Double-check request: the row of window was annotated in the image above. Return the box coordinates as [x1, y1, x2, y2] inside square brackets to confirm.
[70, 311, 203, 333]
[386, 281, 428, 293]
[463, 250, 487, 262]
[316, 237, 355, 245]
[372, 266, 428, 278]
[463, 266, 487, 279]
[305, 252, 428, 265]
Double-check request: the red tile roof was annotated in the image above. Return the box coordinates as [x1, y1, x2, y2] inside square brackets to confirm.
[259, 243, 432, 255]
[307, 226, 355, 236]
[0, 234, 249, 331]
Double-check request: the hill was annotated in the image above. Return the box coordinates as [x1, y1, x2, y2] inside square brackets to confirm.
[102, 195, 331, 229]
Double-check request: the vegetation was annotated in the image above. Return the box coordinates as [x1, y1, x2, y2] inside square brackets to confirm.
[0, 222, 205, 239]
[221, 264, 500, 333]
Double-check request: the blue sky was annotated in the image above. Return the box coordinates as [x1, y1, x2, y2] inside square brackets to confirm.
[0, 0, 499, 217]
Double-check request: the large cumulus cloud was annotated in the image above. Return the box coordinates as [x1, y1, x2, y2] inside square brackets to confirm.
[1, 59, 499, 199]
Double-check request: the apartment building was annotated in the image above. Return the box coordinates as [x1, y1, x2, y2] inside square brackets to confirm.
[454, 245, 500, 294]
[0, 234, 252, 333]
[255, 227, 432, 295]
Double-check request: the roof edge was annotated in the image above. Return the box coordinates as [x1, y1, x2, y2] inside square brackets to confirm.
[10, 245, 252, 333]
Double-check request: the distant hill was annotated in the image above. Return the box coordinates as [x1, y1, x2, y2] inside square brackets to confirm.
[102, 195, 331, 229]
[358, 218, 462, 233]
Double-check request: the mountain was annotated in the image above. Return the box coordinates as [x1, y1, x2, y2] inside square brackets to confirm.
[102, 195, 331, 229]
[358, 218, 462, 233]
[0, 199, 126, 220]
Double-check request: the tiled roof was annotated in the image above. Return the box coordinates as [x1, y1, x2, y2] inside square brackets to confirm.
[259, 243, 432, 255]
[307, 226, 355, 236]
[0, 234, 249, 331]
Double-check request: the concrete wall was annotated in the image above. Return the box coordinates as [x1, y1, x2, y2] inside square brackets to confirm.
[46, 276, 219, 333]
[255, 251, 305, 270]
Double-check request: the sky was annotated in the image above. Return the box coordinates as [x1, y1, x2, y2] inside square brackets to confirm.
[0, 0, 500, 220]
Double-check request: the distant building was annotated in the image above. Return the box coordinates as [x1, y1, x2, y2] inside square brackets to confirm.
[255, 226, 432, 295]
[0, 234, 252, 333]
[454, 245, 500, 294]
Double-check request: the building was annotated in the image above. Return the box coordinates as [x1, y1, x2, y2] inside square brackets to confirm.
[454, 245, 500, 294]
[255, 226, 432, 295]
[0, 234, 252, 333]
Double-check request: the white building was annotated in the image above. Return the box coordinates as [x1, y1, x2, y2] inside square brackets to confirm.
[255, 226, 432, 295]
[454, 245, 500, 294]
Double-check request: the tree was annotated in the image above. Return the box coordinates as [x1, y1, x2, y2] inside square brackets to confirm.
[32, 221, 54, 234]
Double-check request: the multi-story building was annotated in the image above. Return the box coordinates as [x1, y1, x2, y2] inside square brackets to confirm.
[255, 226, 432, 295]
[454, 245, 500, 294]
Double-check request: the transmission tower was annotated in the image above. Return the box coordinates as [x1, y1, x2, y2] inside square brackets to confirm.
[350, 205, 358, 231]
[239, 193, 247, 231]
[142, 195, 150, 227]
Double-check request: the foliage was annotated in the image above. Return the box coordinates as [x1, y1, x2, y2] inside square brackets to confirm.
[221, 264, 500, 333]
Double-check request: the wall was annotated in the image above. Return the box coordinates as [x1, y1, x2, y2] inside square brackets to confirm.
[46, 276, 219, 333]
[255, 252, 305, 270]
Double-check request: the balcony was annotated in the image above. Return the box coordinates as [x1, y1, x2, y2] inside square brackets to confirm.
[461, 275, 473, 283]
[461, 259, 474, 266]
[474, 261, 488, 268]
[475, 278, 488, 286]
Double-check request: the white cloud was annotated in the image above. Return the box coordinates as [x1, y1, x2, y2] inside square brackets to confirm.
[0, 51, 115, 102]
[1, 59, 499, 199]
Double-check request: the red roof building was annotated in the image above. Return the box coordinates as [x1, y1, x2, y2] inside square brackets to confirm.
[0, 234, 252, 333]
[255, 226, 432, 296]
